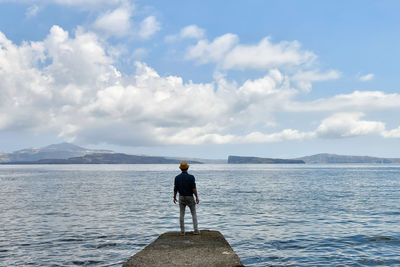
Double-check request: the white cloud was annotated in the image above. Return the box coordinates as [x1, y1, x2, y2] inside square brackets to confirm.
[291, 69, 341, 91]
[288, 91, 400, 112]
[185, 34, 340, 92]
[180, 25, 205, 39]
[314, 113, 400, 140]
[20, 1, 160, 40]
[292, 70, 341, 82]
[238, 129, 314, 143]
[93, 7, 132, 37]
[25, 5, 40, 18]
[223, 37, 316, 70]
[315, 113, 385, 138]
[44, 25, 119, 86]
[382, 126, 400, 138]
[166, 25, 205, 42]
[0, 25, 120, 133]
[90, 3, 161, 40]
[0, 31, 50, 131]
[0, 27, 302, 145]
[157, 128, 314, 145]
[186, 35, 317, 71]
[76, 65, 302, 145]
[358, 73, 374, 82]
[186, 33, 239, 64]
[138, 16, 160, 39]
[1, 26, 400, 147]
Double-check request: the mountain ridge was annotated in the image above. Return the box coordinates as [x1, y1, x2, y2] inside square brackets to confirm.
[2, 143, 400, 164]
[2, 153, 202, 165]
[295, 153, 400, 164]
[0, 142, 112, 163]
[228, 155, 305, 164]
[0, 143, 207, 164]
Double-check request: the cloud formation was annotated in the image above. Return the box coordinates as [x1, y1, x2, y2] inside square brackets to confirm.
[25, 5, 40, 18]
[1, 26, 399, 147]
[315, 113, 385, 138]
[93, 6, 133, 37]
[291, 69, 341, 91]
[187, 35, 317, 71]
[383, 126, 400, 138]
[185, 32, 340, 91]
[358, 73, 374, 81]
[180, 25, 205, 39]
[138, 16, 161, 39]
[288, 91, 400, 112]
[186, 33, 239, 65]
[19, 1, 160, 40]
[166, 25, 205, 42]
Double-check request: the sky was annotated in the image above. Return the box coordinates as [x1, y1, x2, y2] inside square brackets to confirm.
[1, 0, 400, 159]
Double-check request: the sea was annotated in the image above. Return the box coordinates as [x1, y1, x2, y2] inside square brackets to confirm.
[1, 164, 399, 266]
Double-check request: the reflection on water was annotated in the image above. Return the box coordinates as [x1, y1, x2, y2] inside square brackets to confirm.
[1, 164, 400, 266]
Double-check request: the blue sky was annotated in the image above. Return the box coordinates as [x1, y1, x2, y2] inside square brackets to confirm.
[1, 0, 400, 158]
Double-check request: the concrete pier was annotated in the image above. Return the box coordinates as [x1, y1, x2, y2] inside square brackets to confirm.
[122, 230, 243, 267]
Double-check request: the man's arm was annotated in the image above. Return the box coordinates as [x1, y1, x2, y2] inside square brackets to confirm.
[173, 177, 178, 204]
[173, 191, 177, 203]
[192, 176, 199, 204]
[193, 188, 199, 204]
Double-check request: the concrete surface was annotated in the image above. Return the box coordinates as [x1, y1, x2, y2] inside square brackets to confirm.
[122, 230, 243, 267]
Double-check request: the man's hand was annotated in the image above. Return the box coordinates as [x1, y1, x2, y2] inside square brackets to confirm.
[173, 197, 177, 204]
[195, 196, 200, 204]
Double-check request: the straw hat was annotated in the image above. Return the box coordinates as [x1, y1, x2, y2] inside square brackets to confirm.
[179, 161, 189, 170]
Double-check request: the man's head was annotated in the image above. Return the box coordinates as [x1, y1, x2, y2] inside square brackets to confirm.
[179, 161, 189, 171]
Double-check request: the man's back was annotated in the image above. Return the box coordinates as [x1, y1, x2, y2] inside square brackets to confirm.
[174, 172, 196, 196]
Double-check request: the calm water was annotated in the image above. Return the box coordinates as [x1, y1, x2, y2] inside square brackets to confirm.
[1, 164, 399, 266]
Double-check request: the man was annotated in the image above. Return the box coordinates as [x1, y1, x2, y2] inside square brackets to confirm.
[173, 161, 200, 235]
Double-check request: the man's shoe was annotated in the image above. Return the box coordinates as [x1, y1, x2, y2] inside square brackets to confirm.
[180, 232, 185, 236]
[193, 230, 200, 235]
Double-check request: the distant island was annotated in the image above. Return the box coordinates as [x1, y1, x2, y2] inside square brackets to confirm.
[0, 143, 203, 164]
[228, 155, 305, 164]
[0, 142, 111, 163]
[295, 153, 400, 164]
[1, 143, 400, 164]
[4, 153, 202, 165]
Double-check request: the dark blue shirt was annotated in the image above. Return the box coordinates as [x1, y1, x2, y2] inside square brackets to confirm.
[174, 172, 196, 196]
